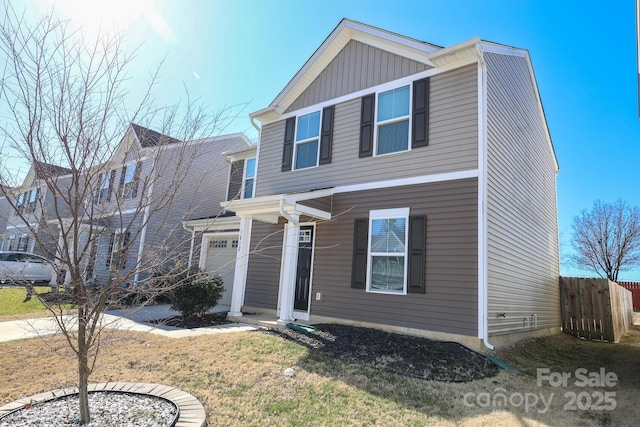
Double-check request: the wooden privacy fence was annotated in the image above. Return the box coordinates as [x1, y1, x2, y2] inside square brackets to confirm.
[617, 282, 640, 311]
[559, 277, 634, 342]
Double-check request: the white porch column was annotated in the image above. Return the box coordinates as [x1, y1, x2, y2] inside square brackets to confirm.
[277, 215, 300, 325]
[229, 217, 252, 317]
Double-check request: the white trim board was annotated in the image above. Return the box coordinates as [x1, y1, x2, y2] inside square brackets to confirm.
[334, 169, 478, 194]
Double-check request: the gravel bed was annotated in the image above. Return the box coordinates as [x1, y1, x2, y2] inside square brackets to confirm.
[264, 323, 499, 382]
[0, 392, 178, 427]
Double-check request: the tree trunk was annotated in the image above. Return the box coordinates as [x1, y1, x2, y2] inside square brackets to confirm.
[77, 306, 91, 424]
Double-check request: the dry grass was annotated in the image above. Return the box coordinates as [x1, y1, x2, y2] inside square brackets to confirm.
[1, 318, 640, 426]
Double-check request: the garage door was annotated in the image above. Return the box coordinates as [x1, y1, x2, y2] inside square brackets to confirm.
[204, 237, 238, 307]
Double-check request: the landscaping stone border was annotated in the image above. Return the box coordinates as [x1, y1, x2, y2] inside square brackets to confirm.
[0, 382, 207, 427]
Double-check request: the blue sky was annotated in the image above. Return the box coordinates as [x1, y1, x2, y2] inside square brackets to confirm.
[22, 0, 640, 280]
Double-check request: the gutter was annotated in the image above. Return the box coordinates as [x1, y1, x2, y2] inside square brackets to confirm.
[475, 43, 495, 351]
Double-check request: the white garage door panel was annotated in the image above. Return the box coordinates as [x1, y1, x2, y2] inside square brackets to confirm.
[204, 238, 237, 307]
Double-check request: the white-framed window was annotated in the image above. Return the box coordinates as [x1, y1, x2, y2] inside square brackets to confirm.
[97, 172, 111, 202]
[107, 231, 130, 269]
[16, 192, 26, 214]
[376, 85, 410, 156]
[121, 163, 139, 199]
[367, 208, 409, 294]
[22, 189, 38, 214]
[242, 157, 256, 198]
[294, 111, 321, 170]
[209, 240, 228, 249]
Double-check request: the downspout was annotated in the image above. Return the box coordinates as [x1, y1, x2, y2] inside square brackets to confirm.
[183, 222, 196, 269]
[475, 43, 494, 351]
[133, 156, 155, 284]
[250, 116, 261, 133]
[279, 199, 299, 225]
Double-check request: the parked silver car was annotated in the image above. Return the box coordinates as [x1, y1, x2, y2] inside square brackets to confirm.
[0, 251, 55, 285]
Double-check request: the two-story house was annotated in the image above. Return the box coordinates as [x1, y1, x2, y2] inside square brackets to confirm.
[221, 19, 560, 349]
[1, 162, 72, 257]
[58, 123, 251, 285]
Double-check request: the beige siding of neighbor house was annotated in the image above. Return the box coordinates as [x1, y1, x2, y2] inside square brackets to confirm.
[256, 64, 479, 197]
[286, 40, 431, 112]
[484, 52, 560, 336]
[244, 178, 479, 337]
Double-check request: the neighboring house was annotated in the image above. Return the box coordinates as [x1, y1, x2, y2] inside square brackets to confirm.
[221, 19, 560, 349]
[183, 144, 257, 308]
[57, 123, 251, 285]
[0, 193, 9, 247]
[1, 162, 72, 257]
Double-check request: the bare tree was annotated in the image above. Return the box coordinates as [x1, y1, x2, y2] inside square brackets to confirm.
[571, 199, 640, 282]
[0, 5, 246, 423]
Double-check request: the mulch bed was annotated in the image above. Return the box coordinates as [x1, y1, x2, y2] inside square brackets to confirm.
[147, 313, 232, 328]
[263, 324, 499, 382]
[145, 314, 499, 382]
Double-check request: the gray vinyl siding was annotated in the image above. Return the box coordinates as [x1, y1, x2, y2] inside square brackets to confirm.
[484, 52, 560, 335]
[93, 214, 143, 284]
[0, 197, 8, 245]
[244, 179, 479, 336]
[287, 40, 431, 112]
[141, 136, 246, 274]
[244, 219, 284, 309]
[256, 64, 478, 196]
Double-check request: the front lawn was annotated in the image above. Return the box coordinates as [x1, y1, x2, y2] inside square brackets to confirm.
[1, 319, 639, 426]
[0, 286, 75, 320]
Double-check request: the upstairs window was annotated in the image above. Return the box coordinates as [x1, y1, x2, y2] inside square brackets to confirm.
[120, 162, 141, 199]
[281, 105, 334, 172]
[359, 77, 430, 158]
[294, 111, 321, 170]
[96, 171, 113, 203]
[376, 85, 410, 155]
[16, 192, 26, 214]
[242, 157, 256, 198]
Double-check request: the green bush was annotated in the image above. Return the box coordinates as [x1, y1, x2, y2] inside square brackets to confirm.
[157, 263, 224, 318]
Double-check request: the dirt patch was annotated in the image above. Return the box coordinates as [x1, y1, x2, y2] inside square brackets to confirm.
[263, 323, 499, 382]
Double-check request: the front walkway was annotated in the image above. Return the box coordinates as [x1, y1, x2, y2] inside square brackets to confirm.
[0, 304, 259, 343]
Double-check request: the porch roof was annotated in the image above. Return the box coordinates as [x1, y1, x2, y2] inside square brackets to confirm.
[220, 187, 335, 224]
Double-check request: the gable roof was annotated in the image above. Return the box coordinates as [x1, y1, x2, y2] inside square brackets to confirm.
[15, 161, 72, 192]
[251, 19, 441, 124]
[33, 161, 72, 179]
[130, 123, 182, 147]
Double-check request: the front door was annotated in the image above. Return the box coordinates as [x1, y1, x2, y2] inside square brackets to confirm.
[293, 225, 314, 312]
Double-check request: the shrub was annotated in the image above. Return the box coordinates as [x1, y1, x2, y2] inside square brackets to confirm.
[156, 263, 224, 318]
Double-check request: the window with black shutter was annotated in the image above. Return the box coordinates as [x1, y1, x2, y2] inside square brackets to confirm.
[407, 215, 426, 293]
[412, 77, 430, 148]
[351, 209, 426, 294]
[351, 218, 368, 289]
[359, 94, 375, 157]
[319, 105, 334, 165]
[281, 117, 295, 171]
